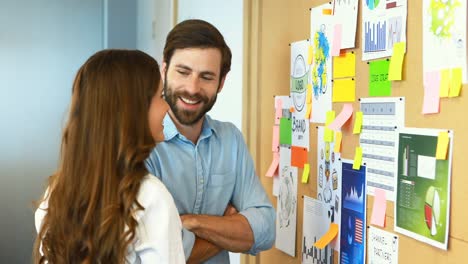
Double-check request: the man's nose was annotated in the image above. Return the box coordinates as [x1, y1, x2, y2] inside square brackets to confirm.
[185, 75, 201, 95]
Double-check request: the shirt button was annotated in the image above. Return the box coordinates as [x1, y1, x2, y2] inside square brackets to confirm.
[200, 179, 204, 184]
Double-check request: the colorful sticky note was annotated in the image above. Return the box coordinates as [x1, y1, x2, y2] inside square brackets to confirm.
[307, 45, 313, 65]
[439, 69, 450, 98]
[275, 98, 283, 125]
[332, 78, 355, 102]
[388, 42, 406, 81]
[302, 163, 310, 183]
[353, 111, 363, 134]
[279, 118, 292, 145]
[272, 125, 280, 152]
[334, 131, 342, 153]
[291, 146, 308, 168]
[449, 68, 462, 97]
[422, 71, 441, 114]
[436, 131, 449, 160]
[305, 103, 312, 119]
[322, 8, 333, 15]
[333, 52, 356, 78]
[265, 152, 279, 177]
[371, 188, 387, 227]
[353, 146, 363, 170]
[314, 223, 339, 249]
[324, 110, 335, 142]
[369, 59, 391, 96]
[328, 104, 353, 131]
[331, 24, 342, 56]
[306, 84, 312, 103]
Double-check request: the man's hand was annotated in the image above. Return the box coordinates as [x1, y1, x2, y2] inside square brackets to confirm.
[223, 203, 238, 216]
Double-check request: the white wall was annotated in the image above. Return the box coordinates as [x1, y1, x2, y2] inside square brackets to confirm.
[177, 0, 243, 130]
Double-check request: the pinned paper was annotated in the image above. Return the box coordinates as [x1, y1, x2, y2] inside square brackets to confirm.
[307, 45, 314, 65]
[352, 146, 363, 170]
[302, 163, 310, 183]
[440, 69, 450, 98]
[371, 188, 387, 227]
[449, 68, 462, 97]
[306, 84, 312, 103]
[291, 146, 308, 168]
[334, 131, 342, 153]
[272, 125, 280, 152]
[279, 118, 292, 145]
[332, 78, 355, 102]
[331, 24, 342, 56]
[436, 131, 449, 160]
[388, 42, 406, 81]
[265, 152, 279, 177]
[324, 111, 335, 142]
[275, 98, 283, 125]
[313, 223, 339, 249]
[328, 104, 353, 131]
[369, 59, 391, 96]
[333, 52, 356, 78]
[423, 71, 441, 114]
[352, 111, 363, 134]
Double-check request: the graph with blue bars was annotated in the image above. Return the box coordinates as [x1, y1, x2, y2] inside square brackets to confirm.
[364, 20, 387, 52]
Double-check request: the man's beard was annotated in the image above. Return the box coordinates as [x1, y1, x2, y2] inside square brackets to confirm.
[164, 77, 218, 126]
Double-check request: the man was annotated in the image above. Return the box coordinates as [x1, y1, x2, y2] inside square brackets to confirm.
[145, 19, 275, 263]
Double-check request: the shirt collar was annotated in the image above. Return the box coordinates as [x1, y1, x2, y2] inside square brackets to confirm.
[163, 113, 218, 142]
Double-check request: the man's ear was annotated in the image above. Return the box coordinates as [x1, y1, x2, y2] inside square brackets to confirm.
[161, 61, 168, 78]
[217, 75, 227, 93]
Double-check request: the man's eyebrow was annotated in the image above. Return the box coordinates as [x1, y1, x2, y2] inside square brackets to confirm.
[174, 64, 217, 77]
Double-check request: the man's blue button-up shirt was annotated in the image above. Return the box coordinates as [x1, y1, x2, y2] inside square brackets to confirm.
[145, 114, 275, 263]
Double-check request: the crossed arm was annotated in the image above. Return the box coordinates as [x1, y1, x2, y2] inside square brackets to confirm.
[182, 204, 254, 263]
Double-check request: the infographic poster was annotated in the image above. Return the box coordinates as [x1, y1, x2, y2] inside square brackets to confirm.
[395, 128, 453, 250]
[340, 160, 367, 264]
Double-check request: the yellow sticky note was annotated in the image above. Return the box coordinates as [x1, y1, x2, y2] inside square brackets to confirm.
[322, 8, 333, 15]
[307, 45, 313, 65]
[332, 78, 355, 102]
[449, 68, 462, 97]
[302, 163, 310, 183]
[314, 223, 339, 249]
[334, 131, 342, 153]
[353, 146, 363, 170]
[324, 110, 335, 142]
[436, 131, 449, 160]
[305, 103, 312, 119]
[440, 69, 450, 98]
[388, 42, 406, 81]
[353, 111, 363, 134]
[307, 84, 312, 103]
[333, 52, 356, 78]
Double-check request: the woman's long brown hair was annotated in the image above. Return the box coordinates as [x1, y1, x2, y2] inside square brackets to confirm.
[33, 49, 161, 264]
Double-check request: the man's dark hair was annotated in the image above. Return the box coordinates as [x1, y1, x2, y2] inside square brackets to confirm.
[163, 19, 232, 78]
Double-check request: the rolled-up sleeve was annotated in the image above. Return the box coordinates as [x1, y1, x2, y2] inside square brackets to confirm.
[181, 227, 196, 260]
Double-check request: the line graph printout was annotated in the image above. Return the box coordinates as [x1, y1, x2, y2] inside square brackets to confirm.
[362, 0, 407, 61]
[360, 97, 405, 201]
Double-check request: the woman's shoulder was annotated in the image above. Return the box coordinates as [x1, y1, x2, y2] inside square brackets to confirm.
[137, 174, 175, 208]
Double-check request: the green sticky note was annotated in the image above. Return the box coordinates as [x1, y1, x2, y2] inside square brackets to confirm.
[279, 118, 292, 145]
[369, 59, 391, 96]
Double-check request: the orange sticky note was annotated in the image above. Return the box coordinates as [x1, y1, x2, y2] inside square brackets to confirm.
[449, 68, 462, 97]
[439, 69, 450, 98]
[334, 131, 342, 153]
[314, 223, 339, 249]
[353, 111, 363, 134]
[302, 163, 310, 183]
[290, 107, 295, 113]
[436, 131, 449, 160]
[370, 188, 387, 227]
[322, 8, 333, 15]
[388, 42, 406, 80]
[272, 125, 280, 152]
[324, 111, 335, 142]
[291, 146, 308, 168]
[353, 146, 363, 170]
[307, 45, 314, 65]
[265, 152, 279, 177]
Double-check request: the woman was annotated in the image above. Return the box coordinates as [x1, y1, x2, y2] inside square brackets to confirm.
[33, 49, 185, 263]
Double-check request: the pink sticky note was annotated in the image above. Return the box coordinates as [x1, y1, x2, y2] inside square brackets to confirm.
[265, 152, 279, 177]
[272, 125, 280, 152]
[327, 104, 353, 131]
[422, 71, 441, 114]
[275, 98, 283, 125]
[370, 188, 387, 227]
[331, 24, 342, 56]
